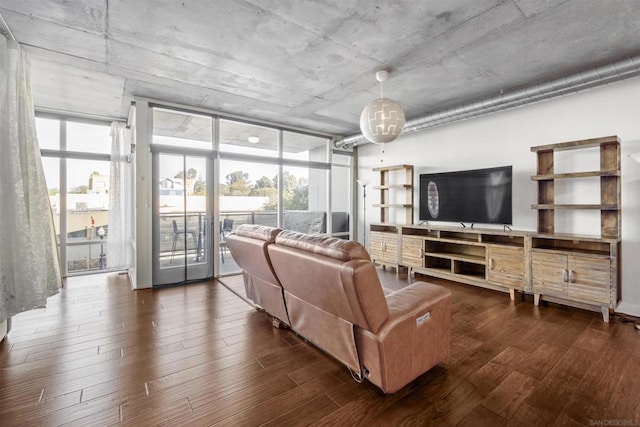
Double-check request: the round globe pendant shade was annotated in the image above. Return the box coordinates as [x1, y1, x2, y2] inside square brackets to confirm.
[359, 97, 406, 144]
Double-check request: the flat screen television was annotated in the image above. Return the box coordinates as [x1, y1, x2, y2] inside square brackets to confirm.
[419, 166, 513, 225]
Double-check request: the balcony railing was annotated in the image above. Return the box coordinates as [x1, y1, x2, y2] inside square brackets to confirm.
[63, 210, 349, 274]
[67, 237, 108, 273]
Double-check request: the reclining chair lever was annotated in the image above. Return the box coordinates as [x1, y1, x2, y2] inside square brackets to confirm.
[349, 366, 370, 383]
[416, 311, 431, 325]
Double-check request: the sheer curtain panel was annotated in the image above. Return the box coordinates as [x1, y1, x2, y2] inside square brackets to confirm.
[107, 122, 133, 270]
[0, 36, 61, 323]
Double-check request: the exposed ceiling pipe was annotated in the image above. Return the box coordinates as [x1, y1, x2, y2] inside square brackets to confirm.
[335, 55, 640, 149]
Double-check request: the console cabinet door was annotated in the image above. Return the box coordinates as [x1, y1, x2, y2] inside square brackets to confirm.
[401, 236, 424, 268]
[567, 255, 611, 304]
[382, 233, 398, 264]
[369, 231, 385, 262]
[487, 245, 525, 288]
[531, 251, 568, 296]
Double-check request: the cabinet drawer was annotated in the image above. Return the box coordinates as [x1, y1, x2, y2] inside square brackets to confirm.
[531, 252, 567, 295]
[488, 246, 525, 288]
[567, 256, 611, 304]
[401, 236, 423, 268]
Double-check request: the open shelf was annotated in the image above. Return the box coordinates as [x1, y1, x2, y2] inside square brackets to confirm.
[373, 164, 414, 172]
[530, 135, 620, 152]
[481, 234, 525, 246]
[373, 203, 413, 208]
[370, 223, 399, 233]
[426, 252, 485, 264]
[401, 226, 439, 238]
[439, 231, 481, 242]
[424, 237, 485, 247]
[373, 184, 413, 190]
[426, 240, 485, 259]
[531, 170, 619, 180]
[530, 232, 620, 243]
[425, 257, 451, 271]
[531, 236, 614, 256]
[452, 260, 486, 277]
[531, 204, 620, 210]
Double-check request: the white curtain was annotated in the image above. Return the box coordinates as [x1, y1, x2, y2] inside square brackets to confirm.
[106, 122, 133, 270]
[0, 37, 61, 322]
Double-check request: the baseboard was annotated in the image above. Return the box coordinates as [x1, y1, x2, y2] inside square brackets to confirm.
[615, 301, 640, 317]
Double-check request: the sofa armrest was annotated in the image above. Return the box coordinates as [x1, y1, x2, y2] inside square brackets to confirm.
[382, 281, 451, 336]
[354, 281, 451, 393]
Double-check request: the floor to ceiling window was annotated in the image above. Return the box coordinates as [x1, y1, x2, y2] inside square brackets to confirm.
[218, 120, 280, 244]
[141, 100, 354, 281]
[37, 116, 113, 276]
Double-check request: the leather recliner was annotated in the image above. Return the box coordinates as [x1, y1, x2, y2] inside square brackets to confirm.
[267, 230, 451, 394]
[225, 224, 290, 327]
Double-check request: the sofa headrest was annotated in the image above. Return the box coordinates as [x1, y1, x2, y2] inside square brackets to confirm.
[232, 224, 282, 242]
[276, 231, 370, 262]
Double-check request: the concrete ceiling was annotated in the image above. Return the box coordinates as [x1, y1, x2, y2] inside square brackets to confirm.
[1, 0, 639, 138]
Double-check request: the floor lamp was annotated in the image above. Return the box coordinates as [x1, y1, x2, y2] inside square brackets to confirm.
[357, 179, 369, 248]
[629, 153, 640, 330]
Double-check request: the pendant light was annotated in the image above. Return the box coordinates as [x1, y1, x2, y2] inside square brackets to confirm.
[359, 70, 406, 144]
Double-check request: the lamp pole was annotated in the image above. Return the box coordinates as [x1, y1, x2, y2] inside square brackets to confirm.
[357, 180, 369, 249]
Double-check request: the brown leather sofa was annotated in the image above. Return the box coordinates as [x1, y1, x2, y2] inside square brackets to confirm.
[227, 226, 451, 393]
[225, 224, 290, 327]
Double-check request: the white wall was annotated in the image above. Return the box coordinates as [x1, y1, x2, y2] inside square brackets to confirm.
[1, 319, 8, 342]
[133, 99, 153, 289]
[357, 77, 640, 316]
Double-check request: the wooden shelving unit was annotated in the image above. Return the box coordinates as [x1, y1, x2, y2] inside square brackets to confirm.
[530, 135, 621, 321]
[372, 164, 414, 224]
[399, 225, 528, 300]
[382, 136, 621, 321]
[368, 165, 413, 271]
[531, 135, 621, 238]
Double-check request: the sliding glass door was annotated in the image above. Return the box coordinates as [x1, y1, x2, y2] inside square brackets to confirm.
[152, 152, 213, 285]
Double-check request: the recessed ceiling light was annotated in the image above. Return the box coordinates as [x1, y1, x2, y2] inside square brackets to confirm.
[248, 136, 260, 143]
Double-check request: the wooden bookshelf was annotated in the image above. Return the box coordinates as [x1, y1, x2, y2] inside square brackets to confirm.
[530, 135, 621, 321]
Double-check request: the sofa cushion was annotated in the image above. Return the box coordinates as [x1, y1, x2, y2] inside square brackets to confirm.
[275, 230, 370, 262]
[233, 224, 281, 242]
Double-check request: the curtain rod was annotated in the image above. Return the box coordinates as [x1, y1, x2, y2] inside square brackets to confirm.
[35, 107, 125, 124]
[0, 12, 16, 41]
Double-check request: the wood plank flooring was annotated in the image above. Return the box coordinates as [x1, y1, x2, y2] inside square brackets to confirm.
[1, 271, 639, 426]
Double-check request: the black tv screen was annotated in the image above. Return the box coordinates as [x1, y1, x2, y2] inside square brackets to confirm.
[419, 166, 512, 225]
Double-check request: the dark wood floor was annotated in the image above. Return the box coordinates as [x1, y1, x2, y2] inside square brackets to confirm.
[1, 271, 639, 426]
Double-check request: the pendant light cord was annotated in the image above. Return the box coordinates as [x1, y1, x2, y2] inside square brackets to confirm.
[380, 78, 385, 164]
